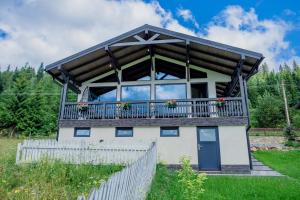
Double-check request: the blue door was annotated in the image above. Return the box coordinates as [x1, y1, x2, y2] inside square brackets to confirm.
[197, 127, 220, 171]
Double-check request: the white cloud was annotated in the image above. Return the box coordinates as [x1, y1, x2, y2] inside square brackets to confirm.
[0, 0, 193, 69]
[202, 5, 296, 70]
[283, 9, 296, 16]
[0, 2, 298, 71]
[177, 8, 199, 29]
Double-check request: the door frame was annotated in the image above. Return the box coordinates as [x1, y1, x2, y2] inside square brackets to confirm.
[196, 126, 221, 171]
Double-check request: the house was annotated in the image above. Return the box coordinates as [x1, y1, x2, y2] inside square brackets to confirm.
[45, 24, 264, 173]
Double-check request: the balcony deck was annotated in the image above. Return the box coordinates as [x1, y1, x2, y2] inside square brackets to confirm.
[59, 97, 248, 127]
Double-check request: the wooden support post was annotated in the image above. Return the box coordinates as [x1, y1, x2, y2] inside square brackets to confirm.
[243, 79, 250, 125]
[186, 40, 190, 81]
[105, 46, 120, 84]
[239, 75, 247, 116]
[243, 79, 252, 170]
[56, 75, 69, 141]
[60, 78, 69, 119]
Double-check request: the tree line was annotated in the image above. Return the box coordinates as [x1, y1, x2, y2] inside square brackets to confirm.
[0, 62, 299, 137]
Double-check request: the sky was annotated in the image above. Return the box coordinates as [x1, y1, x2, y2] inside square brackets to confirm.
[0, 0, 299, 71]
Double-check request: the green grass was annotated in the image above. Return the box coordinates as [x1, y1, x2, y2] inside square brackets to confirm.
[0, 138, 122, 200]
[254, 150, 300, 180]
[148, 150, 300, 200]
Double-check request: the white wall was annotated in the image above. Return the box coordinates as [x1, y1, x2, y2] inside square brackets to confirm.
[218, 126, 250, 165]
[59, 125, 249, 166]
[59, 126, 198, 165]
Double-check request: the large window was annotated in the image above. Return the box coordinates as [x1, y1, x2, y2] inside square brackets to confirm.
[74, 127, 90, 137]
[121, 85, 150, 101]
[122, 60, 151, 81]
[155, 84, 186, 100]
[116, 127, 133, 137]
[190, 68, 207, 78]
[155, 59, 186, 80]
[92, 73, 118, 83]
[89, 87, 117, 102]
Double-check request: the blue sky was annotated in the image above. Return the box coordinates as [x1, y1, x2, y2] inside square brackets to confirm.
[157, 0, 300, 56]
[0, 0, 299, 70]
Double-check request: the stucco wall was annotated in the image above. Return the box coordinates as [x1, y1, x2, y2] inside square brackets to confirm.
[218, 126, 249, 165]
[59, 125, 249, 166]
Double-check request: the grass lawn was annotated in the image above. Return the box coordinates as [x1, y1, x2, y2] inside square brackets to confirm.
[148, 150, 300, 200]
[0, 138, 121, 200]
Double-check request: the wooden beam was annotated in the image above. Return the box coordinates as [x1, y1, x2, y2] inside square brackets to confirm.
[57, 66, 81, 94]
[73, 46, 145, 79]
[105, 46, 120, 84]
[133, 35, 145, 42]
[145, 30, 155, 70]
[225, 55, 245, 96]
[58, 65, 81, 86]
[111, 39, 184, 47]
[105, 46, 120, 70]
[148, 33, 160, 41]
[186, 40, 190, 81]
[239, 75, 247, 116]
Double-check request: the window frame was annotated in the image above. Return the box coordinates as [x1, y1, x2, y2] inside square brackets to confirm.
[74, 127, 91, 137]
[160, 127, 180, 137]
[115, 127, 134, 137]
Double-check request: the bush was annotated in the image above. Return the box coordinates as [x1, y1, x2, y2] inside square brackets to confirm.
[285, 140, 300, 148]
[292, 113, 300, 128]
[177, 157, 207, 200]
[284, 126, 297, 141]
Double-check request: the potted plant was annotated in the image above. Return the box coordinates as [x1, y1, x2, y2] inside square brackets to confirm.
[166, 99, 177, 109]
[120, 102, 132, 110]
[216, 98, 225, 108]
[77, 102, 88, 111]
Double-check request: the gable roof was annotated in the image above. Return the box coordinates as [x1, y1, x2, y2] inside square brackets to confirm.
[45, 24, 264, 94]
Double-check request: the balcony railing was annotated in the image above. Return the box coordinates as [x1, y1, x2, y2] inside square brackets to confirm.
[61, 97, 244, 120]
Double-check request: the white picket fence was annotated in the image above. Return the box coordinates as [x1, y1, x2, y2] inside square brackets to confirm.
[16, 139, 153, 165]
[78, 142, 157, 200]
[15, 139, 157, 200]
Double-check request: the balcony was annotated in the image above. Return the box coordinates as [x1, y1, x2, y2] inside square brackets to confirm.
[61, 97, 244, 120]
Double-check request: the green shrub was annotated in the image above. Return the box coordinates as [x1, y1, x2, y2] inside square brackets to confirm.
[284, 126, 297, 141]
[285, 140, 300, 148]
[292, 113, 300, 128]
[177, 157, 207, 200]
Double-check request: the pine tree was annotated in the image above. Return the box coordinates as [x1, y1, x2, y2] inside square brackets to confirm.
[37, 62, 44, 81]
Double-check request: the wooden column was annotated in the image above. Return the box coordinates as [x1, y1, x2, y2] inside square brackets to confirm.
[150, 56, 155, 100]
[243, 79, 252, 169]
[243, 79, 250, 125]
[59, 76, 69, 120]
[56, 76, 69, 141]
[239, 75, 247, 116]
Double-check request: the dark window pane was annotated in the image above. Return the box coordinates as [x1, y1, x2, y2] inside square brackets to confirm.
[122, 60, 151, 81]
[190, 68, 207, 78]
[74, 128, 90, 137]
[92, 73, 118, 83]
[155, 84, 186, 100]
[116, 127, 133, 137]
[155, 59, 185, 80]
[89, 87, 117, 102]
[191, 83, 208, 98]
[122, 85, 150, 101]
[161, 127, 179, 137]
